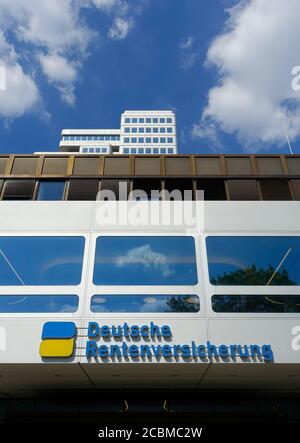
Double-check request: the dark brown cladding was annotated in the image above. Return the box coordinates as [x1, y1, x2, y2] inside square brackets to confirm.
[0, 153, 299, 201]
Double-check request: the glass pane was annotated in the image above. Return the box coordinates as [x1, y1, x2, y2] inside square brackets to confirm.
[0, 236, 85, 285]
[37, 181, 65, 200]
[91, 294, 199, 313]
[93, 236, 198, 285]
[0, 295, 79, 313]
[207, 236, 300, 285]
[212, 294, 300, 313]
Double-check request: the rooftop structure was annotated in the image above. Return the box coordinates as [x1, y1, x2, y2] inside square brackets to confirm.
[58, 110, 177, 155]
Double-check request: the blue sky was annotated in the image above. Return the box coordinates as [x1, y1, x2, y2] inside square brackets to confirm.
[0, 0, 300, 155]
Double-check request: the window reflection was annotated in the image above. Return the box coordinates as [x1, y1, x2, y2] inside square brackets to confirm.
[206, 236, 300, 285]
[91, 295, 199, 313]
[0, 295, 78, 313]
[212, 294, 300, 313]
[93, 236, 198, 285]
[0, 236, 85, 285]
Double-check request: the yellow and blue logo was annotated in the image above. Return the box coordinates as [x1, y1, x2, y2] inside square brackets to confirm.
[39, 322, 76, 358]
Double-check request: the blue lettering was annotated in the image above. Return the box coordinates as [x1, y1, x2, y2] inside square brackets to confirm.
[87, 322, 99, 338]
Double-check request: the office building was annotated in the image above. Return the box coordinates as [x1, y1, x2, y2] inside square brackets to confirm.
[58, 110, 177, 155]
[0, 152, 300, 422]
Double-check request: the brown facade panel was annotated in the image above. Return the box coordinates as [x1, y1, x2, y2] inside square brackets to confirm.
[42, 157, 68, 175]
[2, 179, 36, 199]
[67, 179, 99, 200]
[227, 179, 259, 200]
[256, 157, 283, 175]
[196, 179, 227, 200]
[0, 180, 3, 194]
[11, 157, 38, 175]
[0, 158, 8, 175]
[286, 157, 300, 175]
[73, 157, 100, 175]
[134, 157, 161, 175]
[260, 179, 292, 200]
[290, 180, 300, 200]
[104, 157, 130, 175]
[195, 157, 222, 175]
[225, 157, 252, 175]
[165, 157, 192, 176]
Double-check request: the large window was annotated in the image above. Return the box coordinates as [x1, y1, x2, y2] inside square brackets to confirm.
[212, 295, 300, 313]
[93, 236, 198, 285]
[37, 181, 65, 200]
[0, 295, 79, 313]
[206, 236, 300, 285]
[91, 295, 199, 313]
[0, 236, 85, 285]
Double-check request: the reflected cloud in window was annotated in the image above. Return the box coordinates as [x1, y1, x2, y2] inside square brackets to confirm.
[93, 236, 198, 285]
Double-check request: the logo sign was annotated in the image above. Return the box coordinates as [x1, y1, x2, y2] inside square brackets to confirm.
[39, 322, 76, 358]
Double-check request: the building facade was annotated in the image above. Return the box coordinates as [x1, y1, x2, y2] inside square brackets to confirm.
[0, 153, 299, 422]
[58, 110, 177, 155]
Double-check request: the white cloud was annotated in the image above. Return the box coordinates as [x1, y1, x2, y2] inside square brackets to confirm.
[38, 53, 78, 105]
[116, 244, 173, 277]
[0, 0, 136, 119]
[180, 36, 193, 50]
[108, 17, 133, 40]
[194, 0, 300, 149]
[179, 35, 197, 70]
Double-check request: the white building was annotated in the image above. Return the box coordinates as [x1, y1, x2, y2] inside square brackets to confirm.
[59, 110, 177, 155]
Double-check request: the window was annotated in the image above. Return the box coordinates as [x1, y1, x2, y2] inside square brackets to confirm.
[153, 138, 159, 144]
[260, 179, 292, 200]
[131, 138, 137, 143]
[82, 148, 88, 153]
[161, 148, 166, 154]
[153, 118, 158, 123]
[146, 148, 151, 154]
[124, 137, 130, 143]
[139, 118, 145, 123]
[146, 128, 151, 133]
[145, 137, 151, 144]
[159, 118, 165, 123]
[167, 137, 173, 144]
[196, 179, 226, 200]
[212, 294, 300, 313]
[123, 148, 129, 154]
[153, 148, 159, 153]
[67, 179, 99, 200]
[138, 148, 144, 153]
[166, 118, 172, 123]
[138, 138, 144, 143]
[153, 127, 159, 133]
[125, 118, 130, 123]
[91, 295, 199, 313]
[138, 127, 144, 133]
[2, 179, 36, 200]
[227, 180, 259, 200]
[160, 127, 166, 133]
[167, 148, 173, 154]
[125, 128, 130, 133]
[206, 236, 300, 285]
[132, 128, 137, 133]
[146, 118, 151, 123]
[132, 118, 137, 123]
[167, 128, 173, 133]
[0, 295, 79, 313]
[131, 148, 137, 154]
[37, 181, 65, 200]
[0, 236, 85, 285]
[93, 236, 198, 285]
